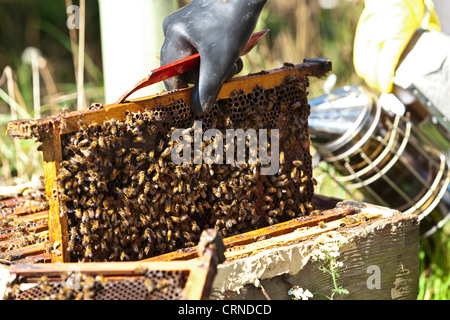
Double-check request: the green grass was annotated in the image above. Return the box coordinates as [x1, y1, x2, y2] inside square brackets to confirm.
[418, 223, 450, 300]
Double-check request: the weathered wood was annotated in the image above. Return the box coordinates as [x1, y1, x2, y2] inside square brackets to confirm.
[0, 242, 49, 261]
[145, 201, 359, 262]
[223, 211, 382, 261]
[210, 208, 419, 300]
[40, 123, 68, 263]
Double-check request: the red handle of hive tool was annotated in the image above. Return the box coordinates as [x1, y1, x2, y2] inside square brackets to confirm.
[116, 29, 268, 104]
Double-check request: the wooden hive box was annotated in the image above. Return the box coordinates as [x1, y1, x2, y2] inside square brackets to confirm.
[0, 190, 420, 299]
[0, 187, 51, 264]
[147, 197, 420, 300]
[6, 59, 332, 264]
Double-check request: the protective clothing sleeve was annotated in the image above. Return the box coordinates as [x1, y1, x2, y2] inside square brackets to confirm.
[353, 0, 441, 93]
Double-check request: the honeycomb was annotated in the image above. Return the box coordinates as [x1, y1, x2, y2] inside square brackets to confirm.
[4, 268, 188, 300]
[56, 74, 314, 262]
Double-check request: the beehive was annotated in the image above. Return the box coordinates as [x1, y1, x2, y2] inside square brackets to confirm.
[6, 59, 332, 263]
[2, 229, 225, 300]
[0, 188, 51, 264]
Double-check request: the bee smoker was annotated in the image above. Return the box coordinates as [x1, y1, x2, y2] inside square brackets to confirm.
[309, 85, 450, 237]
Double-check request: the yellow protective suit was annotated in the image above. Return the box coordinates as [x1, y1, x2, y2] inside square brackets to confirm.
[353, 0, 441, 93]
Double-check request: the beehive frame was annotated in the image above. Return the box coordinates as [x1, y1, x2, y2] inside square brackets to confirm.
[7, 59, 332, 263]
[3, 228, 224, 300]
[4, 257, 216, 300]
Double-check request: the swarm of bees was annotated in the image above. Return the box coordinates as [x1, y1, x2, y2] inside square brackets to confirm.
[55, 74, 315, 262]
[4, 268, 188, 300]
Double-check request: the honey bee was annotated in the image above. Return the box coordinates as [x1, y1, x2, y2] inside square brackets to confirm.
[279, 151, 285, 165]
[144, 278, 155, 293]
[291, 101, 301, 111]
[164, 201, 172, 214]
[267, 187, 277, 194]
[157, 139, 164, 152]
[161, 145, 172, 158]
[67, 240, 75, 253]
[293, 160, 303, 167]
[133, 136, 145, 144]
[138, 194, 147, 206]
[266, 216, 277, 225]
[85, 245, 93, 258]
[269, 209, 281, 217]
[191, 220, 200, 232]
[211, 187, 221, 198]
[291, 167, 298, 181]
[78, 139, 89, 147]
[141, 182, 151, 196]
[276, 178, 290, 187]
[147, 150, 155, 162]
[279, 200, 285, 211]
[90, 220, 99, 232]
[59, 117, 68, 131]
[77, 119, 88, 131]
[146, 163, 155, 175]
[225, 218, 237, 229]
[224, 115, 232, 127]
[123, 187, 136, 198]
[125, 112, 133, 125]
[75, 208, 82, 219]
[299, 203, 306, 215]
[89, 183, 96, 195]
[137, 171, 146, 185]
[115, 148, 126, 157]
[120, 251, 129, 261]
[183, 231, 193, 241]
[124, 153, 132, 164]
[79, 147, 91, 158]
[121, 218, 130, 228]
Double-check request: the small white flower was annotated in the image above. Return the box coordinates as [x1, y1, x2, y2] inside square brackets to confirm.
[303, 289, 313, 299]
[330, 261, 344, 269]
[288, 287, 313, 300]
[331, 244, 340, 252]
[311, 249, 326, 261]
[329, 250, 340, 258]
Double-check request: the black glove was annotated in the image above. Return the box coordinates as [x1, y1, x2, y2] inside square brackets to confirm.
[160, 0, 268, 115]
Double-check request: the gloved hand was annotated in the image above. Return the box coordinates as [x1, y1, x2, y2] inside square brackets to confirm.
[160, 0, 268, 115]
